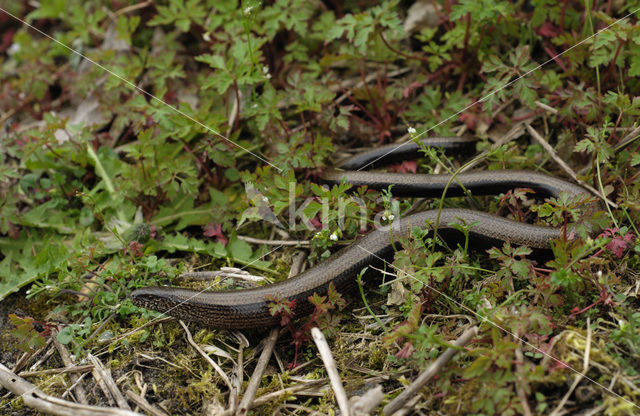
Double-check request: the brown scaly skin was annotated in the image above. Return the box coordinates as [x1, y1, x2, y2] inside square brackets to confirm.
[131, 137, 596, 329]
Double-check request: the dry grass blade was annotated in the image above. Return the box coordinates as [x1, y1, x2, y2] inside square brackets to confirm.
[87, 354, 131, 410]
[0, 362, 141, 416]
[125, 390, 169, 416]
[549, 318, 593, 416]
[53, 329, 89, 404]
[311, 327, 351, 416]
[382, 326, 478, 415]
[525, 123, 618, 208]
[236, 328, 280, 416]
[178, 320, 233, 392]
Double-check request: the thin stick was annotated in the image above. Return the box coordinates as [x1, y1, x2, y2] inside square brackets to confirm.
[614, 124, 640, 153]
[53, 329, 89, 404]
[311, 327, 350, 416]
[383, 326, 478, 415]
[179, 269, 266, 283]
[113, 1, 152, 17]
[525, 123, 618, 208]
[236, 328, 280, 416]
[236, 250, 306, 415]
[87, 354, 131, 410]
[514, 346, 533, 416]
[125, 390, 169, 416]
[217, 379, 325, 415]
[178, 321, 233, 392]
[237, 235, 310, 246]
[0, 362, 141, 416]
[19, 365, 94, 378]
[351, 385, 384, 416]
[535, 101, 559, 114]
[389, 394, 421, 416]
[229, 333, 249, 413]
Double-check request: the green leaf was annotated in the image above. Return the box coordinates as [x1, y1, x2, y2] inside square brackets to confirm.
[464, 356, 492, 378]
[227, 237, 252, 262]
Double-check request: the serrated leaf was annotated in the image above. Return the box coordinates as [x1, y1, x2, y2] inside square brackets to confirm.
[227, 238, 252, 262]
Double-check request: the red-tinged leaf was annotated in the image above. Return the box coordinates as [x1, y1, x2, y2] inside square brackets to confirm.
[538, 22, 559, 38]
[203, 223, 228, 245]
[599, 228, 636, 258]
[389, 161, 417, 174]
[126, 241, 144, 257]
[9, 314, 47, 353]
[395, 341, 415, 359]
[309, 215, 322, 229]
[327, 282, 346, 310]
[460, 112, 479, 129]
[403, 81, 424, 98]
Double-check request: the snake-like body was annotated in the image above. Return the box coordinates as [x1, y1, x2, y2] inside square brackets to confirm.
[130, 137, 592, 329]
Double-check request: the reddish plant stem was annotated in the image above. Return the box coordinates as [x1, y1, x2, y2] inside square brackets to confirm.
[359, 65, 381, 123]
[603, 39, 624, 87]
[607, 111, 624, 144]
[560, 0, 569, 35]
[178, 138, 215, 182]
[542, 44, 570, 74]
[378, 31, 430, 63]
[462, 13, 471, 59]
[341, 87, 380, 128]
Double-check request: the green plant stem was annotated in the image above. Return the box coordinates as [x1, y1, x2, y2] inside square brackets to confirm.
[585, 0, 601, 96]
[595, 154, 619, 228]
[356, 268, 388, 334]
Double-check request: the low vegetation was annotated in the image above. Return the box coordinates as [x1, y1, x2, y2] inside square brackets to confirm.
[1, 0, 639, 414]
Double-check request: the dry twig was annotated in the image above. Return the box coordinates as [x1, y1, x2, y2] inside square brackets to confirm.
[237, 235, 311, 246]
[236, 328, 280, 416]
[88, 354, 131, 410]
[525, 123, 618, 208]
[383, 326, 478, 415]
[351, 385, 384, 416]
[178, 320, 233, 392]
[125, 390, 169, 416]
[53, 329, 89, 404]
[19, 365, 94, 378]
[311, 327, 351, 416]
[0, 362, 141, 416]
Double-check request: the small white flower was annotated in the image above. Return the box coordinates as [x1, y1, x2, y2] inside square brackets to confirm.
[244, 6, 253, 14]
[407, 126, 416, 134]
[329, 232, 338, 241]
[7, 43, 20, 55]
[262, 195, 269, 203]
[262, 66, 269, 74]
[265, 73, 272, 79]
[203, 32, 211, 42]
[54, 129, 70, 145]
[387, 214, 395, 221]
